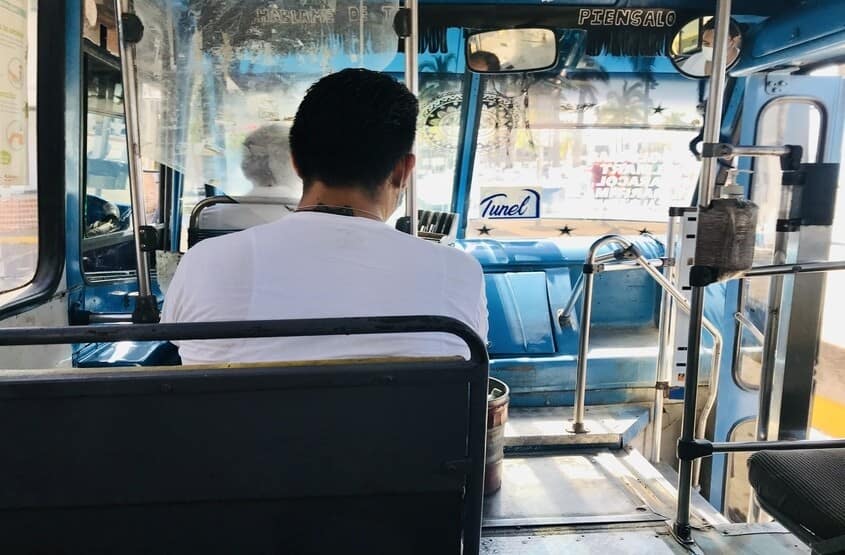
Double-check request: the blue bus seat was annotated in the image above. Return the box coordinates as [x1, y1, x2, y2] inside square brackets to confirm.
[0, 356, 487, 554]
[748, 449, 845, 553]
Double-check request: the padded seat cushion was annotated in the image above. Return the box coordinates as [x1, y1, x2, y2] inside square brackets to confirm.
[748, 449, 845, 541]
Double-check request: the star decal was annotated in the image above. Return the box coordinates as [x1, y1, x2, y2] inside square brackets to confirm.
[558, 225, 575, 236]
[639, 227, 651, 235]
[477, 225, 493, 236]
[653, 104, 665, 114]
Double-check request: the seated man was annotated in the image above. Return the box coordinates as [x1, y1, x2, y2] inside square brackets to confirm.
[162, 69, 488, 364]
[198, 123, 301, 231]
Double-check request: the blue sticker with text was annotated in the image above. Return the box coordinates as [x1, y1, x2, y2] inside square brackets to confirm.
[480, 188, 541, 219]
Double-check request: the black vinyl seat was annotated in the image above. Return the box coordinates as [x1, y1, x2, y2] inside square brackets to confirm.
[748, 449, 845, 553]
[0, 354, 487, 554]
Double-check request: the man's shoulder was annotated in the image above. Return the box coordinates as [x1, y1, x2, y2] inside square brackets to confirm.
[392, 234, 483, 277]
[179, 227, 254, 272]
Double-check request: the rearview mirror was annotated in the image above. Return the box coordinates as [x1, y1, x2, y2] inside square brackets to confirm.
[466, 28, 558, 73]
[669, 17, 742, 78]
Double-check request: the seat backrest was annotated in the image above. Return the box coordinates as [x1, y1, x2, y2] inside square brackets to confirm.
[188, 195, 297, 247]
[0, 356, 487, 554]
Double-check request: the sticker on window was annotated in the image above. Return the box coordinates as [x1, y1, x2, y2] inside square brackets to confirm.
[480, 188, 540, 219]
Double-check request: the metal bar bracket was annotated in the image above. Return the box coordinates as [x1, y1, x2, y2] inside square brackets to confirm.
[392, 8, 411, 38]
[677, 438, 714, 462]
[120, 13, 144, 44]
[700, 143, 802, 171]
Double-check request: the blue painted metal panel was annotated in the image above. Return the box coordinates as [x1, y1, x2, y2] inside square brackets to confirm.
[455, 236, 688, 407]
[747, 0, 844, 58]
[452, 73, 481, 240]
[75, 341, 180, 368]
[735, 0, 845, 75]
[575, 269, 659, 327]
[485, 272, 556, 355]
[457, 236, 663, 268]
[545, 267, 578, 354]
[64, 0, 83, 298]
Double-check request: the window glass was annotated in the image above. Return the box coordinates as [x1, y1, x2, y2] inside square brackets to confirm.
[416, 66, 463, 213]
[131, 0, 405, 247]
[735, 100, 822, 389]
[0, 0, 37, 294]
[809, 63, 845, 440]
[467, 55, 703, 239]
[386, 68, 464, 229]
[82, 49, 160, 279]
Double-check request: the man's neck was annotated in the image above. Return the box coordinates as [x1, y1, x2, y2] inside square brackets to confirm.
[298, 181, 387, 221]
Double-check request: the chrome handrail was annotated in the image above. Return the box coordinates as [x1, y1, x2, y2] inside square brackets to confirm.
[569, 235, 723, 489]
[735, 312, 765, 344]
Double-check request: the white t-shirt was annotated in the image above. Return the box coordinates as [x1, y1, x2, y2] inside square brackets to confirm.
[161, 211, 488, 364]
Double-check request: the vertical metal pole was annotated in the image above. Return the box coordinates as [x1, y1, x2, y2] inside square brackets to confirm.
[403, 0, 419, 236]
[570, 235, 629, 433]
[114, 0, 158, 321]
[571, 268, 595, 433]
[749, 159, 796, 524]
[652, 213, 679, 462]
[756, 185, 794, 442]
[674, 0, 732, 543]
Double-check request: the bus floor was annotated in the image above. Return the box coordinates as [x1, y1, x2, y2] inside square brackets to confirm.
[480, 447, 807, 553]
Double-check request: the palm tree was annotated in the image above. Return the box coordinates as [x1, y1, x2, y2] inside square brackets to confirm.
[419, 53, 457, 74]
[598, 81, 648, 125]
[419, 54, 457, 96]
[629, 56, 658, 125]
[556, 58, 609, 165]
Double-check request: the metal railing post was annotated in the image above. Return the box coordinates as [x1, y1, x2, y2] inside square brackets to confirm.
[674, 0, 733, 543]
[569, 235, 723, 448]
[403, 0, 419, 235]
[652, 212, 680, 463]
[569, 235, 631, 433]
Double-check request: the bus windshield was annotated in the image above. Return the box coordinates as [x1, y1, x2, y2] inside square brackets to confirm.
[132, 2, 704, 241]
[466, 56, 704, 238]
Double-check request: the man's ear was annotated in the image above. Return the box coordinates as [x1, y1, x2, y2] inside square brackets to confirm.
[291, 155, 303, 179]
[388, 153, 416, 190]
[399, 153, 416, 186]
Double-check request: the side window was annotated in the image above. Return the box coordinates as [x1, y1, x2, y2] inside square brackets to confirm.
[81, 45, 159, 280]
[734, 100, 823, 389]
[0, 1, 37, 296]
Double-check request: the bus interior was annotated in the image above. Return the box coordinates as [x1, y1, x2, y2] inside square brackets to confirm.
[0, 0, 844, 552]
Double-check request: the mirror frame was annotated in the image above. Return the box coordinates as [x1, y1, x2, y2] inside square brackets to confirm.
[465, 27, 559, 74]
[669, 17, 743, 79]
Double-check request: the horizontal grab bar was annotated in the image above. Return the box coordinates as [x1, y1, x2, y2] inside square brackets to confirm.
[743, 260, 845, 277]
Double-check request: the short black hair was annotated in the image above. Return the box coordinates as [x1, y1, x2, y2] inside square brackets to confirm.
[469, 50, 501, 71]
[702, 17, 740, 38]
[289, 68, 418, 194]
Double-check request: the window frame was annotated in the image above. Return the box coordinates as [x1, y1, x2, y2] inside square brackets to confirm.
[0, 0, 67, 319]
[732, 96, 826, 391]
[80, 42, 136, 282]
